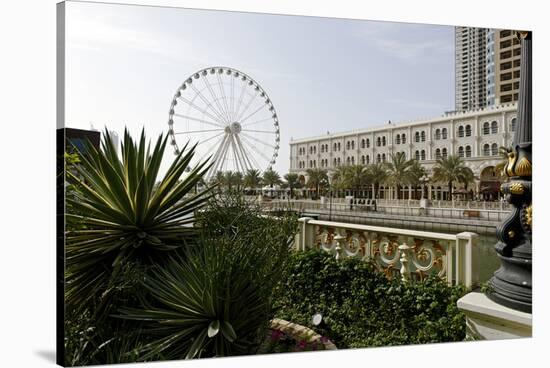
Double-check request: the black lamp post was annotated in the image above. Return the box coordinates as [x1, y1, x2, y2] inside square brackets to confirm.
[488, 31, 532, 313]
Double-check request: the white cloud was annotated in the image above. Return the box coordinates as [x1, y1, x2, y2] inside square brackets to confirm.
[354, 21, 453, 62]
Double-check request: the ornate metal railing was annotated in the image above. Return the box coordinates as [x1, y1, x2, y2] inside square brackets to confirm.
[294, 217, 479, 288]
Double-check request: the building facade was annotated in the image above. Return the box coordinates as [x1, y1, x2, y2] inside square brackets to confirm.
[456, 27, 522, 111]
[489, 29, 522, 105]
[289, 103, 518, 200]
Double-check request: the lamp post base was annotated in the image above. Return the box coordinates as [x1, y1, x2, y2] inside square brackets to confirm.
[457, 292, 532, 340]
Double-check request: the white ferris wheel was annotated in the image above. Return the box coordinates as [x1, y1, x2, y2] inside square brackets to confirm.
[167, 66, 280, 181]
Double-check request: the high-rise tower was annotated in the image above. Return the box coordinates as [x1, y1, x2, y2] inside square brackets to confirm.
[455, 27, 488, 111]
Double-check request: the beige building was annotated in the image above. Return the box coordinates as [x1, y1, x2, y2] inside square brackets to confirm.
[487, 29, 522, 105]
[289, 103, 518, 200]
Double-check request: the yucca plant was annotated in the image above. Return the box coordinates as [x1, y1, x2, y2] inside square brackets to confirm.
[65, 128, 214, 309]
[117, 193, 299, 360]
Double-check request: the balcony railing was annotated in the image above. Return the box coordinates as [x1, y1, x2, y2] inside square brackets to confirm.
[294, 218, 479, 288]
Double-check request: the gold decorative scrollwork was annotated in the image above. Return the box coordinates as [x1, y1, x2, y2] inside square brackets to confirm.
[509, 182, 525, 195]
[525, 205, 532, 228]
[505, 151, 517, 177]
[515, 157, 532, 177]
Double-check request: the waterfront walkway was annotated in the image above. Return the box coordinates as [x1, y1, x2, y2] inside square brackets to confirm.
[264, 199, 508, 236]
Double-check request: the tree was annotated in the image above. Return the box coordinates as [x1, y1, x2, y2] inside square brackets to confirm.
[365, 163, 388, 199]
[408, 160, 428, 200]
[284, 172, 301, 199]
[213, 171, 226, 190]
[233, 171, 244, 192]
[244, 169, 262, 193]
[262, 168, 282, 188]
[384, 152, 413, 200]
[431, 155, 474, 200]
[345, 165, 370, 197]
[305, 168, 329, 198]
[330, 166, 349, 195]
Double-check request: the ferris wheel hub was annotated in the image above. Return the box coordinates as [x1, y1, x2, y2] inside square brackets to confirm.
[229, 122, 242, 134]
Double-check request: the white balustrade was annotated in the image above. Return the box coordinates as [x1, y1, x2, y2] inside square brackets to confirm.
[294, 217, 479, 288]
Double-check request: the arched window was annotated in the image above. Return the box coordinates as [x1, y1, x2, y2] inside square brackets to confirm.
[313, 160, 317, 168]
[435, 129, 441, 140]
[466, 145, 472, 157]
[491, 121, 498, 134]
[382, 153, 386, 162]
[442, 148, 447, 159]
[415, 132, 420, 142]
[376, 154, 381, 163]
[351, 156, 355, 164]
[415, 150, 420, 160]
[442, 128, 448, 139]
[320, 145, 324, 153]
[366, 138, 370, 148]
[346, 141, 350, 150]
[466, 125, 472, 137]
[333, 158, 337, 167]
[382, 136, 386, 146]
[333, 143, 337, 151]
[491, 143, 498, 156]
[483, 122, 490, 135]
[421, 131, 426, 142]
[337, 157, 341, 165]
[483, 144, 490, 156]
[511, 118, 517, 132]
[361, 139, 365, 148]
[366, 155, 370, 164]
[401, 151, 406, 159]
[361, 155, 365, 164]
[421, 150, 426, 160]
[435, 148, 441, 159]
[458, 126, 464, 138]
[338, 142, 341, 151]
[346, 157, 351, 165]
[396, 135, 401, 144]
[458, 146, 464, 157]
[377, 137, 381, 147]
[351, 141, 355, 149]
[401, 134, 406, 144]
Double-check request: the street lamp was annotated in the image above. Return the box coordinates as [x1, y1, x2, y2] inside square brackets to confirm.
[488, 31, 532, 313]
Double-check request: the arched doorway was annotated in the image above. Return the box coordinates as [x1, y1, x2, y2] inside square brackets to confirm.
[479, 166, 504, 201]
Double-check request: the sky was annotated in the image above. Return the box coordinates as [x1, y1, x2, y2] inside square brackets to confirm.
[65, 0, 455, 176]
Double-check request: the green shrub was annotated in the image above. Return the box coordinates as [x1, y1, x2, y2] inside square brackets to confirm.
[273, 250, 467, 348]
[115, 193, 299, 360]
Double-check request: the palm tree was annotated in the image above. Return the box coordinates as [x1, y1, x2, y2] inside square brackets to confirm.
[233, 171, 243, 192]
[262, 168, 282, 188]
[408, 159, 428, 200]
[431, 155, 474, 200]
[366, 163, 388, 199]
[345, 164, 369, 198]
[213, 171, 226, 189]
[244, 169, 262, 194]
[385, 152, 413, 199]
[284, 172, 301, 199]
[330, 166, 349, 196]
[305, 168, 329, 198]
[224, 171, 236, 191]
